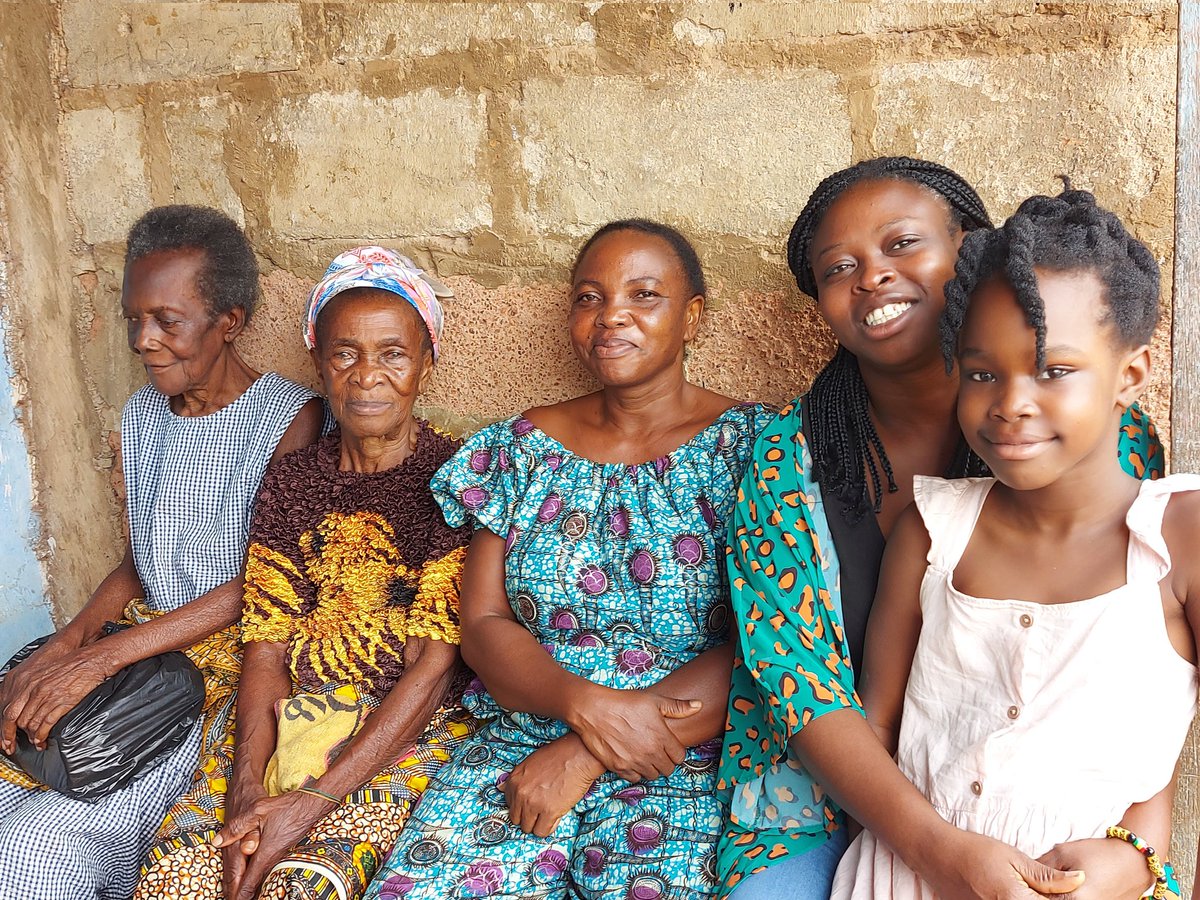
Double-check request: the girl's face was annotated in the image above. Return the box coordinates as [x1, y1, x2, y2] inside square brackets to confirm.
[568, 229, 703, 389]
[809, 178, 963, 373]
[122, 248, 244, 398]
[956, 269, 1150, 492]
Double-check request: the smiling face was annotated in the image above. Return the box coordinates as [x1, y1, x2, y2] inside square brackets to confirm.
[809, 178, 963, 373]
[122, 248, 243, 398]
[568, 229, 704, 389]
[956, 269, 1149, 491]
[311, 288, 433, 441]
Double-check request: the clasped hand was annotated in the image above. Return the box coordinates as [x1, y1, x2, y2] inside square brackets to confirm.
[0, 640, 110, 753]
[568, 685, 701, 783]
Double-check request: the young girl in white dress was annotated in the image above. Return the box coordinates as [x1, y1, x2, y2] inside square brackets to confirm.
[832, 186, 1199, 899]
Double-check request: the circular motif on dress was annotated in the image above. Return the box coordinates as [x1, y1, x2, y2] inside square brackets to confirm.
[626, 816, 665, 855]
[617, 647, 655, 676]
[550, 607, 580, 630]
[504, 525, 520, 554]
[628, 549, 657, 585]
[575, 564, 609, 596]
[652, 456, 672, 478]
[537, 492, 564, 523]
[406, 838, 445, 867]
[461, 487, 489, 510]
[627, 874, 667, 900]
[512, 417, 535, 438]
[530, 848, 569, 884]
[475, 816, 509, 846]
[469, 449, 493, 473]
[513, 592, 538, 625]
[608, 506, 630, 537]
[696, 493, 717, 531]
[460, 860, 504, 897]
[561, 510, 588, 539]
[572, 630, 606, 649]
[581, 844, 609, 877]
[497, 448, 511, 471]
[701, 852, 719, 885]
[613, 784, 647, 806]
[705, 601, 729, 635]
[376, 873, 415, 899]
[716, 422, 739, 450]
[545, 453, 564, 471]
[672, 534, 706, 568]
[462, 743, 493, 767]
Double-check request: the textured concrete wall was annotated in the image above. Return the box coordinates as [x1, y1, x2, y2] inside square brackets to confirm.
[3, 0, 1192, 879]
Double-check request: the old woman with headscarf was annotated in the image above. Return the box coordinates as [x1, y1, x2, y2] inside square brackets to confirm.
[135, 247, 474, 900]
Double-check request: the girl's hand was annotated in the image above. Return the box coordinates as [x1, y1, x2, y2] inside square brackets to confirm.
[213, 789, 334, 900]
[504, 733, 605, 837]
[922, 829, 1086, 900]
[1036, 838, 1151, 898]
[567, 684, 701, 782]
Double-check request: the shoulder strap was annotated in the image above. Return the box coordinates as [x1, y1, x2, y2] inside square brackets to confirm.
[912, 476, 994, 571]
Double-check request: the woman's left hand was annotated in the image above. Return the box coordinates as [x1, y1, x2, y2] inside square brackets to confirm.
[1036, 838, 1151, 899]
[504, 733, 605, 837]
[213, 789, 335, 900]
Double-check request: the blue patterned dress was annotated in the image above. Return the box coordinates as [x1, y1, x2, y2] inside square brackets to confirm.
[368, 403, 773, 900]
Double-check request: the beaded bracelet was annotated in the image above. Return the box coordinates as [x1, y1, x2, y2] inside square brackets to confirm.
[297, 785, 343, 805]
[1105, 825, 1169, 899]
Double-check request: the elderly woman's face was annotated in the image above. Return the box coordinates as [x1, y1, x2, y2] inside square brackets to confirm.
[311, 288, 433, 441]
[122, 248, 242, 397]
[569, 230, 703, 389]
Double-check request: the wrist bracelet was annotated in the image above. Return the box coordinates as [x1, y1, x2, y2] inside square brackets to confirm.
[297, 785, 342, 805]
[1105, 825, 1169, 899]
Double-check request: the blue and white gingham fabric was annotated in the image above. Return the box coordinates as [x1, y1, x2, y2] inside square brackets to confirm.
[122, 372, 319, 612]
[0, 372, 320, 899]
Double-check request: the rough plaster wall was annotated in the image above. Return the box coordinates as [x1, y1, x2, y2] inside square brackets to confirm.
[6, 0, 1193, 877]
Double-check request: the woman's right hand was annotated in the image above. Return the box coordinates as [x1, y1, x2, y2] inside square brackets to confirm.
[0, 637, 87, 754]
[567, 683, 702, 782]
[920, 829, 1086, 900]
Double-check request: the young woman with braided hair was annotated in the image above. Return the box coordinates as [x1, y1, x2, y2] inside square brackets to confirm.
[717, 160, 1165, 899]
[829, 185, 1196, 898]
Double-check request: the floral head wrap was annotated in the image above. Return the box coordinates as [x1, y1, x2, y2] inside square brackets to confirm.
[304, 246, 451, 360]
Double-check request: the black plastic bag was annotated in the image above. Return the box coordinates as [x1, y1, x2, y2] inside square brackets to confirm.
[0, 625, 205, 802]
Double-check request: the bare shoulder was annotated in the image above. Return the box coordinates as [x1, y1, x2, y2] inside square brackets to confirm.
[522, 392, 602, 432]
[271, 397, 325, 462]
[889, 501, 932, 556]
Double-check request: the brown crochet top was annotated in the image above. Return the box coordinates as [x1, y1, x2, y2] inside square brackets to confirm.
[241, 422, 470, 697]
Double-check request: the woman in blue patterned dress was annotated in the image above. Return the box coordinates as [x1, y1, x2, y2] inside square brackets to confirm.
[0, 205, 324, 899]
[366, 220, 773, 900]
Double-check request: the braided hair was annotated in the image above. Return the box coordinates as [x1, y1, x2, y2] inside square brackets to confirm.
[786, 158, 993, 520]
[941, 183, 1160, 373]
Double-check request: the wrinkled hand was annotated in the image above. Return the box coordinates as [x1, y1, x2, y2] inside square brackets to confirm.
[212, 789, 332, 900]
[923, 830, 1086, 900]
[219, 777, 268, 900]
[1036, 837, 1151, 899]
[504, 734, 605, 837]
[0, 643, 111, 753]
[569, 686, 701, 783]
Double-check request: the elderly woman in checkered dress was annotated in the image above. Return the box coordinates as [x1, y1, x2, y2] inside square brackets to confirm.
[0, 206, 324, 900]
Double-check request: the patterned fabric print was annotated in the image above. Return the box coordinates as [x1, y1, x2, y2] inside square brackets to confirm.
[715, 400, 1169, 895]
[1119, 403, 1165, 480]
[136, 710, 473, 900]
[370, 725, 725, 900]
[242, 426, 470, 697]
[368, 403, 774, 900]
